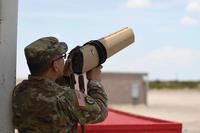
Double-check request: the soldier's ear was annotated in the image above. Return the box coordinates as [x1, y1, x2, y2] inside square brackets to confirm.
[52, 61, 59, 73]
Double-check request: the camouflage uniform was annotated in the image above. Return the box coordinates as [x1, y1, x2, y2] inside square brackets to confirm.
[12, 37, 108, 133]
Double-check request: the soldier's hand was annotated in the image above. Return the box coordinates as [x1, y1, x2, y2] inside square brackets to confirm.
[86, 65, 103, 81]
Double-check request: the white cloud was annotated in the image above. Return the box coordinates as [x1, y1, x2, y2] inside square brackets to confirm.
[105, 47, 200, 70]
[186, 1, 200, 12]
[103, 47, 200, 80]
[145, 47, 199, 63]
[180, 16, 200, 25]
[125, 0, 151, 9]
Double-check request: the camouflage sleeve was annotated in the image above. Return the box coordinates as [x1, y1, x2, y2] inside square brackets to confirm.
[57, 80, 108, 125]
[85, 80, 108, 123]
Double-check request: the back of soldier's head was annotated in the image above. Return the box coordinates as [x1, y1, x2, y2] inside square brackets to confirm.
[24, 37, 68, 75]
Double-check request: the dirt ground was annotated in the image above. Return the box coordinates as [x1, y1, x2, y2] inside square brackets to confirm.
[109, 89, 200, 133]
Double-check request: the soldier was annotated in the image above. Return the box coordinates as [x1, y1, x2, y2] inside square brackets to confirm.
[12, 37, 108, 133]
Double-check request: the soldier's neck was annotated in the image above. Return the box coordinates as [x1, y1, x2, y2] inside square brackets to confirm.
[40, 72, 57, 81]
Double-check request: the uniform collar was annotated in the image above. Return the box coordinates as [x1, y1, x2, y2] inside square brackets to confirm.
[28, 75, 53, 82]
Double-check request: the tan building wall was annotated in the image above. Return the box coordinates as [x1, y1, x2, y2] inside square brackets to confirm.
[101, 72, 148, 105]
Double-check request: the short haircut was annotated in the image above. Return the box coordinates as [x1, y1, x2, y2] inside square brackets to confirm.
[27, 59, 51, 76]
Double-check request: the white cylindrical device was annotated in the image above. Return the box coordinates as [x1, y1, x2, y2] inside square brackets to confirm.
[71, 27, 135, 74]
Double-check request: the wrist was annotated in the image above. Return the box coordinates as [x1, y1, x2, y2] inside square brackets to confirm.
[87, 75, 101, 81]
[88, 80, 103, 88]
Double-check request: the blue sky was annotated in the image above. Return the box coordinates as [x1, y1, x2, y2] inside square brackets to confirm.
[17, 0, 200, 80]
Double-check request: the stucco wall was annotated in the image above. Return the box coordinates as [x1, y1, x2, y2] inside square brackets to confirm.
[101, 72, 148, 104]
[0, 0, 18, 132]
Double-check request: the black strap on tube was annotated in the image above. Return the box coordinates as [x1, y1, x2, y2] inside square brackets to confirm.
[85, 40, 107, 65]
[78, 74, 85, 133]
[78, 74, 85, 93]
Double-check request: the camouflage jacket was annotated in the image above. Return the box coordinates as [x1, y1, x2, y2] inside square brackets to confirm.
[12, 75, 108, 133]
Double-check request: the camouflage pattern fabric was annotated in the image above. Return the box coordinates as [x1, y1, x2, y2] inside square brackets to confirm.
[12, 75, 108, 133]
[24, 37, 68, 68]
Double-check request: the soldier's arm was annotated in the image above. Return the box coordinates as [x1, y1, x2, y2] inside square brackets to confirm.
[56, 65, 107, 124]
[78, 80, 108, 124]
[56, 80, 108, 125]
[77, 65, 108, 124]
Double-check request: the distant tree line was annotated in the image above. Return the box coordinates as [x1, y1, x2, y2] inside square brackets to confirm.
[149, 80, 200, 89]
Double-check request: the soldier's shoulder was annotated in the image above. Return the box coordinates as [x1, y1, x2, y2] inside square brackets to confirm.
[56, 86, 77, 101]
[13, 80, 29, 93]
[60, 86, 76, 97]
